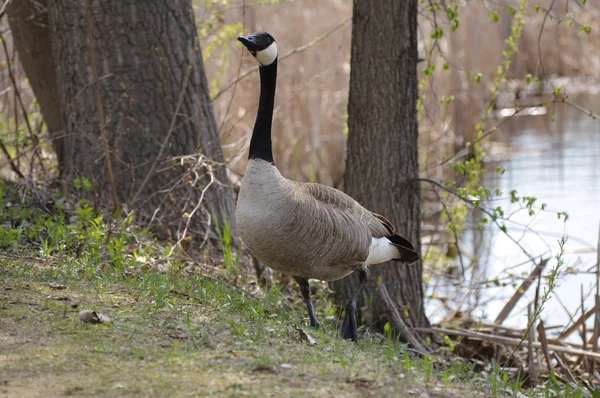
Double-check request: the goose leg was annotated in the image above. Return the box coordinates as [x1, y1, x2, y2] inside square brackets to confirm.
[340, 268, 370, 341]
[295, 277, 321, 328]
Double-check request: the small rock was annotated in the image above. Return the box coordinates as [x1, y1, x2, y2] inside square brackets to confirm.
[281, 363, 292, 369]
[78, 310, 110, 324]
[295, 327, 317, 345]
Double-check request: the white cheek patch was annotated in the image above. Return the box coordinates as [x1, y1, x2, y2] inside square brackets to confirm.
[255, 42, 278, 66]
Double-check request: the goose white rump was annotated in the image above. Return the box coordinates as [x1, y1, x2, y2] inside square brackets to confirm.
[365, 237, 401, 266]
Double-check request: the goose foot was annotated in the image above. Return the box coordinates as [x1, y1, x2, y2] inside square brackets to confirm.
[339, 268, 370, 342]
[295, 277, 321, 329]
[340, 301, 358, 341]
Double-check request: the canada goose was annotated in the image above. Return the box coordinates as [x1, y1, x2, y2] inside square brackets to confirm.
[236, 32, 419, 341]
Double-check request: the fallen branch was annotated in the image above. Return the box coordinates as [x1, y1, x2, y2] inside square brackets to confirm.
[537, 320, 552, 375]
[559, 304, 597, 340]
[415, 327, 600, 360]
[377, 283, 429, 355]
[494, 258, 548, 325]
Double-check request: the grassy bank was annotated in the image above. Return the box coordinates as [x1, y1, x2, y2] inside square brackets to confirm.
[0, 250, 498, 398]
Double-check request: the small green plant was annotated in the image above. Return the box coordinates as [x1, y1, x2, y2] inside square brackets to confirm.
[214, 216, 240, 274]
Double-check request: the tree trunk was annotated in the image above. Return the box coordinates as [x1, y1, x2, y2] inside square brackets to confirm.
[7, 0, 64, 168]
[331, 0, 429, 335]
[34, 0, 235, 243]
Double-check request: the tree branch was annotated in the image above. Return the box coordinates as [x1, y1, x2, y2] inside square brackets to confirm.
[212, 17, 351, 101]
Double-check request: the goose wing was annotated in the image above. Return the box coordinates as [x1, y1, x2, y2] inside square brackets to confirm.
[295, 182, 396, 240]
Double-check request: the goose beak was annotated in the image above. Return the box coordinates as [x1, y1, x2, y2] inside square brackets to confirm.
[238, 35, 258, 52]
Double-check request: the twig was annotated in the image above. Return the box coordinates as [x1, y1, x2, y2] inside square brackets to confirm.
[0, 0, 10, 19]
[558, 304, 597, 340]
[212, 17, 351, 101]
[0, 30, 44, 174]
[536, 0, 557, 82]
[580, 284, 588, 372]
[0, 140, 25, 179]
[419, 177, 539, 265]
[560, 97, 600, 120]
[174, 158, 216, 249]
[593, 225, 600, 373]
[377, 283, 429, 355]
[217, 0, 245, 136]
[84, 0, 119, 212]
[527, 304, 538, 384]
[536, 320, 552, 375]
[415, 327, 600, 360]
[551, 352, 579, 389]
[494, 258, 548, 325]
[429, 183, 465, 280]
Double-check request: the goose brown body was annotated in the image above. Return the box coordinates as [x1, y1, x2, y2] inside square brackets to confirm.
[236, 159, 396, 282]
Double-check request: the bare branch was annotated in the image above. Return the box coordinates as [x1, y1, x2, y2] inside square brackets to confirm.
[212, 17, 351, 101]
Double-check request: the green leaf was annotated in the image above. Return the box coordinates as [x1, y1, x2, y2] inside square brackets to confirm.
[581, 26, 592, 35]
[431, 28, 444, 39]
[489, 12, 500, 23]
[476, 73, 482, 84]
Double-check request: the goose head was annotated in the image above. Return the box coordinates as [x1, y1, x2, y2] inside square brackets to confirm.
[238, 32, 278, 67]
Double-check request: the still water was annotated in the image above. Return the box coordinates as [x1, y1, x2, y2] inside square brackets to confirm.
[429, 93, 600, 336]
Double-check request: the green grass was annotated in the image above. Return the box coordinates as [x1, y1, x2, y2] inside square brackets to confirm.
[1, 255, 494, 397]
[0, 182, 590, 397]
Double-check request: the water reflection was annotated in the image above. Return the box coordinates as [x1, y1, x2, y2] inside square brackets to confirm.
[427, 93, 600, 335]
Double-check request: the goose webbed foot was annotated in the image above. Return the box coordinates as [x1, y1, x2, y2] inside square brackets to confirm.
[339, 268, 370, 342]
[340, 300, 358, 341]
[295, 277, 321, 329]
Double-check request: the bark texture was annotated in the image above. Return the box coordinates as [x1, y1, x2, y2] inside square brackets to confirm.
[331, 0, 429, 333]
[7, 0, 64, 167]
[43, 0, 234, 242]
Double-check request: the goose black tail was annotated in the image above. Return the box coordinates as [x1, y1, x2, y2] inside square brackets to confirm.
[387, 234, 420, 264]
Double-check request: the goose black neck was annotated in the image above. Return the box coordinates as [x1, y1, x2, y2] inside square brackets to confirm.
[249, 59, 277, 164]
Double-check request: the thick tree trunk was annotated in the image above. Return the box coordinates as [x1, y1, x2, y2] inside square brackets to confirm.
[7, 0, 64, 168]
[331, 0, 429, 334]
[41, 0, 234, 243]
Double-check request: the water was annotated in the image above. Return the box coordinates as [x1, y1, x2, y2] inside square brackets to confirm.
[428, 93, 600, 337]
